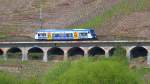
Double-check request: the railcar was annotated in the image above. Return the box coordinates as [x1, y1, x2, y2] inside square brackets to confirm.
[34, 29, 97, 41]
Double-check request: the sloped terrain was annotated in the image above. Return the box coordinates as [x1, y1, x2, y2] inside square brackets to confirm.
[75, 0, 150, 40]
[106, 12, 150, 39]
[0, 0, 121, 41]
[0, 0, 150, 41]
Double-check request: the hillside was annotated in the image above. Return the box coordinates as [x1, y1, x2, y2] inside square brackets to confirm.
[0, 0, 121, 41]
[0, 0, 150, 41]
[74, 0, 150, 40]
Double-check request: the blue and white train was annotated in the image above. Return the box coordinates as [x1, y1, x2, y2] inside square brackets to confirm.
[35, 29, 97, 40]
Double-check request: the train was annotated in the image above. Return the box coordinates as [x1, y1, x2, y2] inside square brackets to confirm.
[34, 29, 97, 41]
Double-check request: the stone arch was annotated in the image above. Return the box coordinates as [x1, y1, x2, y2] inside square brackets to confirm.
[47, 47, 64, 60]
[28, 47, 43, 60]
[109, 47, 126, 56]
[130, 46, 148, 59]
[0, 49, 3, 56]
[7, 47, 22, 59]
[0, 49, 4, 59]
[109, 48, 116, 56]
[68, 47, 84, 59]
[88, 47, 105, 56]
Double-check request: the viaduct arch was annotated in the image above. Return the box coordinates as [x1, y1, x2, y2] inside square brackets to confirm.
[88, 47, 105, 56]
[28, 47, 43, 60]
[109, 47, 126, 56]
[68, 47, 84, 60]
[7, 47, 22, 59]
[0, 49, 3, 56]
[47, 47, 64, 60]
[130, 46, 148, 59]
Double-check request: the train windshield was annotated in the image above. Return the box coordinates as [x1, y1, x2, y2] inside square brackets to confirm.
[90, 30, 96, 36]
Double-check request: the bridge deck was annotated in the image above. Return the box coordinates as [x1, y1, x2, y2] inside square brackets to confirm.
[0, 40, 150, 44]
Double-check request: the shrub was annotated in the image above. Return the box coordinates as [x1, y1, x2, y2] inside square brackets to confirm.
[7, 52, 22, 59]
[111, 45, 128, 64]
[28, 53, 43, 60]
[43, 58, 142, 84]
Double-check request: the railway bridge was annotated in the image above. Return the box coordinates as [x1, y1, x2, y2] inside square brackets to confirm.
[0, 41, 150, 64]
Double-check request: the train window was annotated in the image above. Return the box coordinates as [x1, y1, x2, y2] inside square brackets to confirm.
[53, 33, 60, 37]
[52, 33, 71, 37]
[38, 33, 43, 37]
[38, 34, 40, 36]
[38, 33, 46, 37]
[90, 30, 96, 35]
[91, 30, 95, 34]
[52, 33, 55, 37]
[69, 33, 73, 37]
[55, 34, 59, 37]
[43, 33, 46, 36]
[60, 33, 64, 37]
[80, 33, 87, 36]
[66, 33, 73, 37]
[66, 33, 69, 37]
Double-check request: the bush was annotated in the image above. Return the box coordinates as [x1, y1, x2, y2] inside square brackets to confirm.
[43, 58, 142, 84]
[111, 45, 128, 63]
[7, 52, 22, 59]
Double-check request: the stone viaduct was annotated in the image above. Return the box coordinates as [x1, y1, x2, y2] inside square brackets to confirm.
[0, 41, 150, 64]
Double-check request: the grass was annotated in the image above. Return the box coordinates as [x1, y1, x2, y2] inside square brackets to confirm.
[72, 0, 150, 28]
[0, 71, 21, 84]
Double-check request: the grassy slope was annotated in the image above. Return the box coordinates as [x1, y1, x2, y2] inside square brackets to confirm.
[73, 0, 150, 28]
[0, 55, 150, 83]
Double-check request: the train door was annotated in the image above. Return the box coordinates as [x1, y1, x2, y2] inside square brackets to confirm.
[73, 32, 78, 40]
[48, 32, 52, 40]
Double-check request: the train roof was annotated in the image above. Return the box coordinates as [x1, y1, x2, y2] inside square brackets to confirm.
[35, 28, 93, 32]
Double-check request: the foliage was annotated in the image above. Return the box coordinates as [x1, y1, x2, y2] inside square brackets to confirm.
[111, 45, 128, 63]
[0, 57, 146, 84]
[0, 71, 21, 84]
[7, 53, 22, 59]
[28, 53, 43, 60]
[43, 61, 71, 84]
[43, 58, 142, 84]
